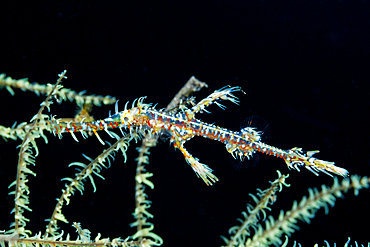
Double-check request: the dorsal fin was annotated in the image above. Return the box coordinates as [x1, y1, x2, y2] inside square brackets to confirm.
[240, 115, 270, 143]
[231, 115, 270, 171]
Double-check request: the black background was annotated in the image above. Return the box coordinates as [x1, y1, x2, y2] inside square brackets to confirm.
[1, 1, 370, 246]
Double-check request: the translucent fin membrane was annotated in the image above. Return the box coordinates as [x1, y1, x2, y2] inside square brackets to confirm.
[240, 115, 271, 143]
[231, 115, 270, 171]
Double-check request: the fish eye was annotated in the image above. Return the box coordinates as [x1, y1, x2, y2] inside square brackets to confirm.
[124, 117, 129, 121]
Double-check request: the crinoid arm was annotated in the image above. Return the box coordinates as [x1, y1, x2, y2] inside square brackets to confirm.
[284, 147, 349, 177]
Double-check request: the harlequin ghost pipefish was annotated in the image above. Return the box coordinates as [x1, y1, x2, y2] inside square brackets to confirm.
[51, 86, 349, 185]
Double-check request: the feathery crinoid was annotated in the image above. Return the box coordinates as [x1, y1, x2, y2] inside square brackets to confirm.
[0, 72, 369, 247]
[222, 174, 370, 247]
[0, 72, 209, 247]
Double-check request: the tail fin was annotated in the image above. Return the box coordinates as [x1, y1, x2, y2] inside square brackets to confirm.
[284, 147, 349, 177]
